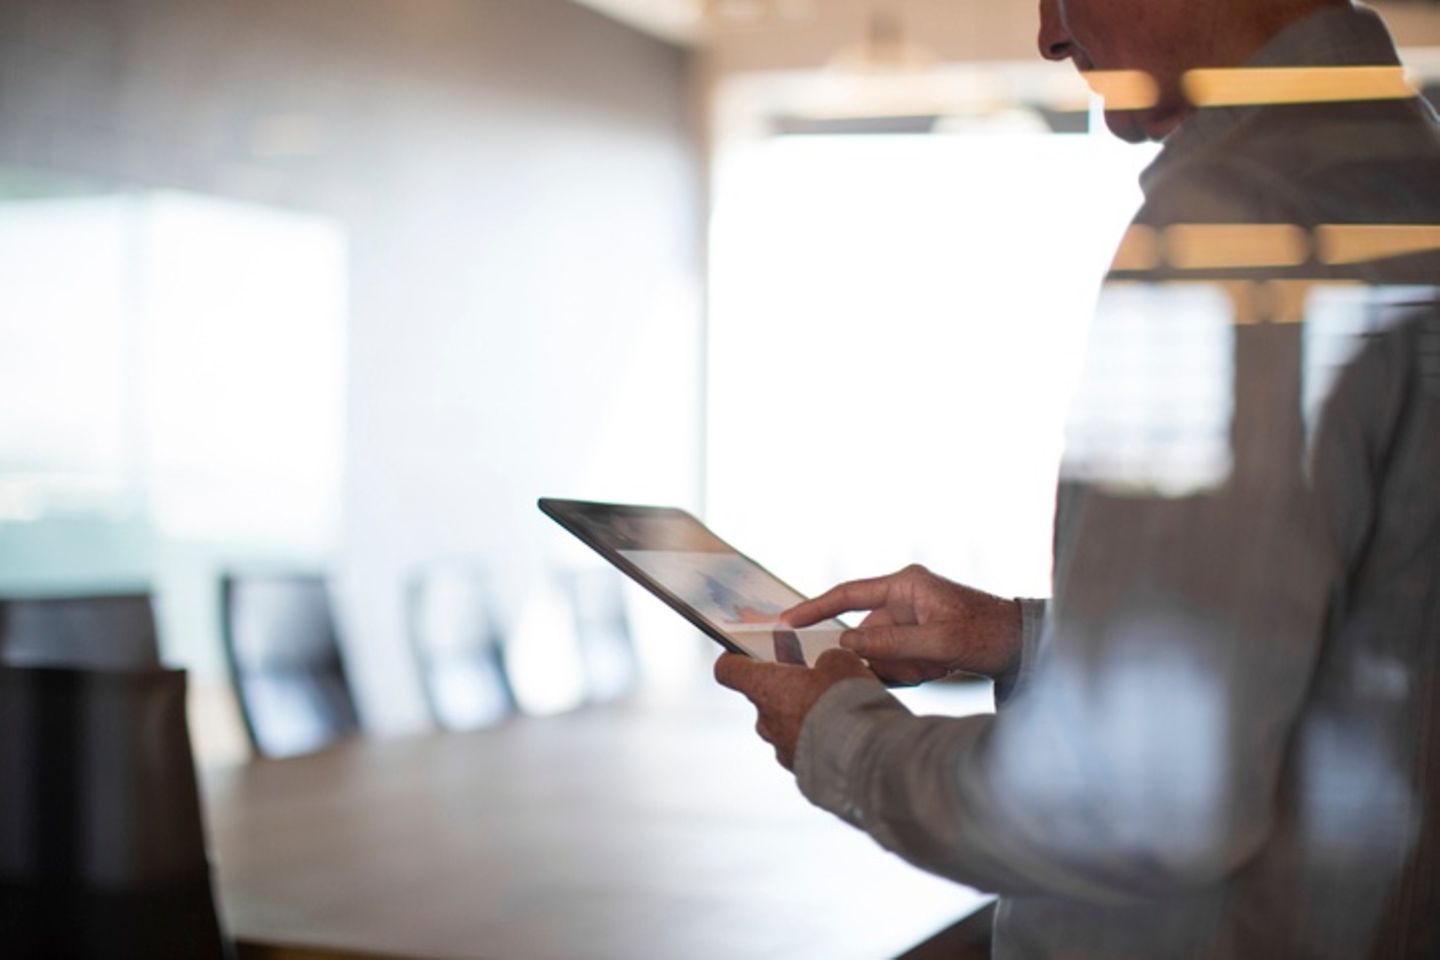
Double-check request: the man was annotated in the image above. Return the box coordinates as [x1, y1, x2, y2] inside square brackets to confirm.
[718, 1, 1440, 955]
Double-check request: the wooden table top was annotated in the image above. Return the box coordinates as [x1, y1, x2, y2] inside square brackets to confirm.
[202, 683, 990, 960]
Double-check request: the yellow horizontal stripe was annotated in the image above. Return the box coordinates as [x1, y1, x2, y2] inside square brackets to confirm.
[1164, 224, 1310, 270]
[1182, 66, 1415, 107]
[1110, 224, 1440, 272]
[1316, 224, 1440, 265]
[1081, 70, 1160, 110]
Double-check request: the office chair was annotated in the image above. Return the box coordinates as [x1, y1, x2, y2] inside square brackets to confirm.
[0, 665, 228, 960]
[0, 592, 162, 670]
[220, 573, 360, 759]
[407, 564, 515, 730]
[566, 569, 639, 703]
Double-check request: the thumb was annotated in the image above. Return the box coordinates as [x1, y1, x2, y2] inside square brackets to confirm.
[714, 652, 762, 689]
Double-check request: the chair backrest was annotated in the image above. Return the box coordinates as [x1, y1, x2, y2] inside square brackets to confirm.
[407, 565, 514, 730]
[566, 569, 639, 703]
[0, 593, 161, 670]
[0, 666, 228, 960]
[220, 573, 359, 759]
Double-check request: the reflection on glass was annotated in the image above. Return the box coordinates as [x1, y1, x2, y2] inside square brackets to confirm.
[0, 176, 347, 685]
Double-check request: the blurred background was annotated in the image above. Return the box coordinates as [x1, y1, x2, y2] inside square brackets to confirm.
[2, 0, 1438, 765]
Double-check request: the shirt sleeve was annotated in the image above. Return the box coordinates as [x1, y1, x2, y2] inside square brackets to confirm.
[993, 598, 1047, 706]
[794, 678, 1150, 904]
[793, 479, 1335, 904]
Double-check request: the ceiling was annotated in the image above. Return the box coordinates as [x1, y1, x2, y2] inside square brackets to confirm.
[571, 0, 1440, 65]
[571, 0, 704, 46]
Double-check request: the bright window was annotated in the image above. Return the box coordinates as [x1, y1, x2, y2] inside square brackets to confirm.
[708, 131, 1155, 600]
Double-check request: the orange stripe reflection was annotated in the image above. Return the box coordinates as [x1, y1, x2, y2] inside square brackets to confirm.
[1316, 225, 1440, 265]
[1182, 66, 1415, 107]
[1081, 70, 1160, 110]
[1112, 224, 1440, 271]
[1164, 224, 1310, 271]
[1111, 225, 1160, 271]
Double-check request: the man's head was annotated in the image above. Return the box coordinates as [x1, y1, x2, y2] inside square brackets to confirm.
[1038, 0, 1350, 142]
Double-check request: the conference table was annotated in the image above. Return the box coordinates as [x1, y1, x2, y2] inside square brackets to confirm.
[203, 681, 992, 959]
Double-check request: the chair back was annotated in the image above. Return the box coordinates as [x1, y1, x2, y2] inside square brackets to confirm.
[0, 593, 161, 670]
[566, 569, 639, 703]
[0, 666, 228, 959]
[220, 573, 359, 758]
[407, 565, 514, 730]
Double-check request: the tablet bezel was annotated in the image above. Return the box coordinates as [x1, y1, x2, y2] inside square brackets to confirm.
[538, 497, 835, 660]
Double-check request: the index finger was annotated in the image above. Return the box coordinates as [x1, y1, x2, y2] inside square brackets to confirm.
[781, 576, 893, 628]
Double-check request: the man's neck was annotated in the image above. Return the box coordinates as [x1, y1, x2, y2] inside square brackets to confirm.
[1141, 1, 1400, 195]
[1138, 1, 1347, 141]
[1221, 0, 1349, 68]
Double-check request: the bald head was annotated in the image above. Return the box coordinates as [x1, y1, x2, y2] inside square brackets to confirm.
[1038, 0, 1351, 141]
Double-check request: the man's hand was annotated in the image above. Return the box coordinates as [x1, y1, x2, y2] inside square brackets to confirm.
[782, 564, 1022, 687]
[714, 648, 874, 770]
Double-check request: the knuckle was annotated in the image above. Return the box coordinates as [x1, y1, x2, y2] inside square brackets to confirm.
[816, 647, 860, 675]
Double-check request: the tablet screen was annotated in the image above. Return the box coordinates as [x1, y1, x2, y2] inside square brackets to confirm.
[539, 499, 847, 665]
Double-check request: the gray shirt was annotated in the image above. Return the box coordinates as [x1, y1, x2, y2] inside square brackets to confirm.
[793, 6, 1440, 956]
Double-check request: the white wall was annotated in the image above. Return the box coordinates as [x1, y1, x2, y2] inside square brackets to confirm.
[340, 97, 705, 730]
[0, 0, 704, 736]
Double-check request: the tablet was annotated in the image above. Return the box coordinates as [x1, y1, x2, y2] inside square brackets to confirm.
[538, 498, 847, 666]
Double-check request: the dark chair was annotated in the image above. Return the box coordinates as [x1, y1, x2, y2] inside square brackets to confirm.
[897, 900, 996, 960]
[406, 564, 514, 730]
[0, 665, 228, 960]
[220, 573, 360, 759]
[0, 592, 161, 670]
[565, 569, 639, 703]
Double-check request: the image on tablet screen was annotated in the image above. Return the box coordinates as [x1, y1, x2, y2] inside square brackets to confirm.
[618, 549, 844, 665]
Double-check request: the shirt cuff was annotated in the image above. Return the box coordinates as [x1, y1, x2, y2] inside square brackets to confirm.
[994, 597, 1048, 706]
[793, 676, 913, 827]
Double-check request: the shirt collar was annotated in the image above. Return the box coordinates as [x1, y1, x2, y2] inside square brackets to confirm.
[1140, 4, 1404, 195]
